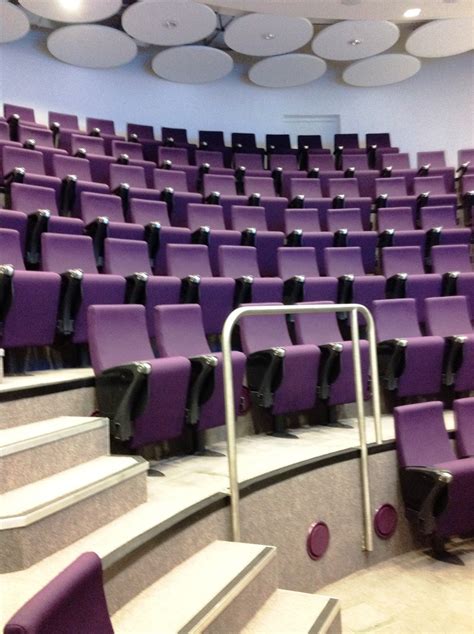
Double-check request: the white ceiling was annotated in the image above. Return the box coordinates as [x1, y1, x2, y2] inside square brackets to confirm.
[1, 0, 473, 87]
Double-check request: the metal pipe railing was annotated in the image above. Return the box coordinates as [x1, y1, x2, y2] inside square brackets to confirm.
[221, 302, 382, 548]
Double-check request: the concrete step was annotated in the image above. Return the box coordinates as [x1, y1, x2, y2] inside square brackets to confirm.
[111, 540, 278, 633]
[242, 588, 341, 634]
[0, 416, 109, 493]
[0, 455, 148, 573]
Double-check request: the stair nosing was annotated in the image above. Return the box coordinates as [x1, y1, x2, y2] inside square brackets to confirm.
[0, 416, 108, 457]
[0, 456, 148, 530]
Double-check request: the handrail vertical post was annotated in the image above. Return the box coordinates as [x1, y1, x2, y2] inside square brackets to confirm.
[365, 311, 382, 444]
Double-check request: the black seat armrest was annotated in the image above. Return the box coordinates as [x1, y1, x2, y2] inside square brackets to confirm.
[272, 167, 283, 196]
[441, 271, 459, 296]
[399, 466, 452, 535]
[378, 228, 394, 249]
[180, 274, 201, 303]
[377, 338, 408, 391]
[125, 272, 148, 305]
[375, 194, 388, 210]
[240, 227, 257, 247]
[248, 192, 261, 206]
[286, 229, 303, 247]
[290, 194, 305, 209]
[235, 166, 246, 194]
[186, 355, 218, 424]
[191, 226, 211, 245]
[385, 273, 408, 299]
[442, 335, 467, 386]
[57, 269, 84, 336]
[85, 216, 109, 268]
[318, 343, 343, 400]
[234, 275, 253, 307]
[246, 347, 286, 409]
[26, 209, 51, 265]
[206, 190, 221, 205]
[283, 275, 305, 305]
[0, 265, 15, 333]
[307, 167, 320, 179]
[59, 174, 77, 216]
[332, 194, 345, 209]
[113, 182, 130, 216]
[144, 222, 161, 263]
[333, 228, 348, 248]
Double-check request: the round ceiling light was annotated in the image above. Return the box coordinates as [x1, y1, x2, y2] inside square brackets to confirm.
[312, 20, 400, 60]
[19, 0, 122, 23]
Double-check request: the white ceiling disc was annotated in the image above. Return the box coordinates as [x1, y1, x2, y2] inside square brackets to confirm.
[249, 54, 327, 87]
[19, 0, 122, 24]
[47, 25, 137, 68]
[224, 13, 313, 56]
[0, 2, 30, 43]
[343, 53, 421, 86]
[122, 0, 217, 46]
[312, 20, 400, 60]
[152, 46, 233, 83]
[406, 19, 474, 58]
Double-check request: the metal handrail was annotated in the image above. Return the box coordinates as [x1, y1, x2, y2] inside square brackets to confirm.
[221, 302, 382, 549]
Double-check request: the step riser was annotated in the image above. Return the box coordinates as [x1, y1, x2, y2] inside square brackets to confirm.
[0, 471, 147, 573]
[1, 425, 109, 493]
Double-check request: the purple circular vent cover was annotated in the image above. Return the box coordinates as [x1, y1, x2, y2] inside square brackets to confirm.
[374, 504, 398, 539]
[306, 521, 330, 560]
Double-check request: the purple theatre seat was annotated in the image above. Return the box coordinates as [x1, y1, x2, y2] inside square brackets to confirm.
[327, 178, 372, 230]
[103, 237, 181, 335]
[155, 304, 246, 434]
[413, 176, 457, 212]
[324, 247, 386, 317]
[109, 164, 163, 217]
[266, 133, 297, 156]
[218, 245, 283, 305]
[69, 135, 116, 185]
[243, 175, 289, 232]
[161, 126, 196, 152]
[230, 205, 284, 277]
[128, 198, 191, 274]
[326, 207, 378, 273]
[110, 140, 156, 186]
[377, 206, 426, 250]
[375, 177, 417, 223]
[48, 110, 81, 148]
[283, 208, 333, 273]
[293, 301, 370, 408]
[194, 149, 234, 179]
[153, 168, 202, 227]
[231, 132, 264, 156]
[165, 243, 234, 335]
[461, 173, 474, 226]
[2, 146, 62, 207]
[417, 150, 447, 168]
[340, 155, 379, 199]
[0, 228, 60, 350]
[89, 304, 190, 448]
[198, 130, 232, 166]
[126, 122, 161, 163]
[267, 154, 301, 197]
[287, 178, 333, 230]
[202, 173, 247, 228]
[394, 401, 474, 561]
[431, 244, 474, 321]
[18, 123, 55, 149]
[41, 233, 125, 343]
[86, 116, 124, 154]
[425, 296, 474, 393]
[4, 103, 47, 142]
[233, 152, 267, 178]
[80, 191, 144, 267]
[3, 552, 114, 634]
[374, 298, 444, 399]
[185, 203, 241, 275]
[239, 303, 320, 433]
[9, 182, 84, 265]
[454, 397, 474, 458]
[333, 134, 365, 169]
[277, 247, 338, 305]
[158, 145, 198, 190]
[419, 206, 471, 260]
[382, 245, 442, 322]
[52, 154, 110, 216]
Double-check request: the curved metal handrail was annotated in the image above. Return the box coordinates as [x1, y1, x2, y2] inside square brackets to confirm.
[221, 302, 382, 549]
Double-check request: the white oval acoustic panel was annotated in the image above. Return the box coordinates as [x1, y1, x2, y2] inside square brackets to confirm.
[406, 19, 474, 58]
[312, 20, 400, 60]
[47, 25, 137, 69]
[152, 46, 233, 83]
[249, 54, 327, 88]
[122, 0, 217, 46]
[343, 53, 421, 86]
[20, 0, 122, 24]
[224, 13, 313, 56]
[0, 2, 30, 43]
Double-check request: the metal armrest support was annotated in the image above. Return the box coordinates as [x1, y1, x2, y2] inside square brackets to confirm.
[240, 227, 257, 247]
[441, 271, 459, 297]
[442, 335, 467, 386]
[272, 167, 283, 196]
[26, 209, 51, 265]
[234, 275, 253, 307]
[206, 191, 220, 205]
[455, 161, 470, 180]
[378, 228, 394, 249]
[246, 347, 286, 408]
[144, 221, 161, 263]
[286, 229, 303, 247]
[336, 274, 354, 307]
[180, 274, 201, 304]
[85, 216, 109, 268]
[7, 113, 20, 141]
[290, 194, 305, 209]
[59, 174, 77, 216]
[333, 228, 348, 248]
[191, 226, 210, 245]
[186, 355, 218, 424]
[375, 194, 388, 210]
[318, 343, 343, 400]
[332, 194, 345, 209]
[96, 361, 151, 441]
[308, 167, 320, 179]
[378, 338, 407, 391]
[385, 273, 407, 299]
[0, 265, 14, 335]
[424, 227, 442, 265]
[160, 186, 174, 215]
[57, 269, 84, 336]
[113, 182, 130, 216]
[283, 275, 305, 305]
[125, 272, 148, 305]
[399, 466, 452, 535]
[334, 145, 343, 171]
[462, 191, 473, 226]
[235, 166, 246, 195]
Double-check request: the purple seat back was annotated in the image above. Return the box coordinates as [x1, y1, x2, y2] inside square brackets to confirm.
[373, 298, 421, 340]
[199, 130, 226, 149]
[307, 154, 335, 170]
[233, 153, 264, 170]
[334, 133, 359, 149]
[53, 155, 92, 181]
[41, 233, 98, 274]
[420, 205, 457, 229]
[328, 178, 361, 197]
[158, 146, 190, 166]
[375, 177, 408, 196]
[203, 174, 237, 196]
[240, 303, 293, 354]
[187, 203, 226, 231]
[231, 206, 268, 232]
[3, 146, 46, 175]
[81, 192, 124, 224]
[231, 132, 258, 152]
[89, 305, 153, 372]
[381, 152, 410, 169]
[268, 154, 298, 171]
[267, 134, 292, 152]
[244, 176, 277, 197]
[166, 244, 212, 278]
[377, 207, 415, 231]
[454, 397, 474, 458]
[71, 135, 106, 156]
[49, 111, 80, 130]
[154, 168, 189, 192]
[382, 246, 424, 276]
[413, 176, 447, 195]
[394, 401, 456, 468]
[0, 228, 25, 269]
[278, 247, 319, 278]
[458, 148, 474, 166]
[109, 164, 147, 189]
[0, 121, 10, 141]
[4, 104, 37, 123]
[366, 133, 391, 148]
[195, 150, 225, 168]
[294, 301, 342, 346]
[342, 154, 369, 170]
[18, 125, 54, 148]
[298, 134, 323, 150]
[155, 304, 210, 357]
[86, 117, 116, 135]
[431, 244, 472, 273]
[284, 209, 322, 232]
[327, 208, 364, 232]
[3, 552, 113, 634]
[10, 183, 58, 214]
[104, 238, 152, 276]
[218, 245, 260, 277]
[417, 151, 446, 168]
[111, 140, 144, 161]
[324, 246, 365, 277]
[425, 296, 473, 337]
[289, 178, 323, 198]
[127, 123, 155, 140]
[161, 126, 189, 145]
[129, 199, 169, 226]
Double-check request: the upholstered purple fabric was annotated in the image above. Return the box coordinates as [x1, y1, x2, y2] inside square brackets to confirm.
[377, 207, 425, 249]
[283, 209, 333, 272]
[155, 304, 246, 429]
[0, 208, 27, 251]
[157, 146, 198, 189]
[324, 246, 365, 276]
[18, 124, 54, 148]
[202, 174, 247, 228]
[2, 147, 62, 200]
[454, 397, 474, 458]
[233, 152, 265, 174]
[153, 169, 202, 227]
[306, 154, 337, 171]
[268, 154, 299, 171]
[4, 103, 40, 124]
[70, 134, 106, 156]
[126, 123, 160, 162]
[3, 552, 114, 634]
[366, 133, 391, 148]
[49, 111, 80, 130]
[195, 150, 232, 176]
[417, 151, 446, 168]
[0, 228, 25, 269]
[109, 164, 161, 205]
[298, 134, 325, 151]
[431, 245, 473, 274]
[52, 155, 109, 215]
[413, 176, 457, 206]
[80, 191, 143, 241]
[327, 207, 377, 273]
[111, 140, 144, 161]
[86, 117, 116, 136]
[161, 126, 193, 148]
[243, 176, 289, 232]
[341, 154, 369, 170]
[231, 132, 263, 154]
[420, 206, 471, 247]
[266, 134, 297, 155]
[374, 299, 444, 397]
[327, 179, 371, 230]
